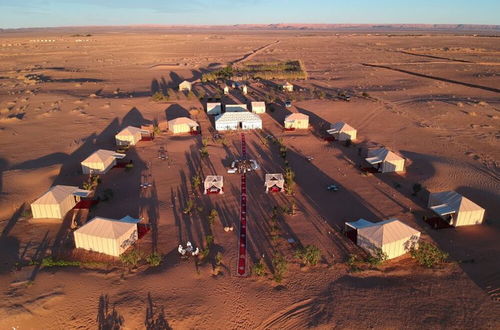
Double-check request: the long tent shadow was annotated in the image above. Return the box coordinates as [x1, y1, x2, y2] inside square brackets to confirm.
[165, 104, 191, 121]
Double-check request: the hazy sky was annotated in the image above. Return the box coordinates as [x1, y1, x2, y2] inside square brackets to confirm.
[0, 0, 499, 28]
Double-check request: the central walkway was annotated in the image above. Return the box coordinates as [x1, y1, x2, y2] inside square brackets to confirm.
[237, 133, 247, 276]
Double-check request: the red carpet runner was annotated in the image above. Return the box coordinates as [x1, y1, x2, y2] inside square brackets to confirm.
[237, 133, 247, 276]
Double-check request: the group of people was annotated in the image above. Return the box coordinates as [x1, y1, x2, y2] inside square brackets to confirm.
[178, 241, 199, 257]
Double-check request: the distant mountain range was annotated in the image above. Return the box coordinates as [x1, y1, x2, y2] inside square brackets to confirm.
[2, 23, 499, 34]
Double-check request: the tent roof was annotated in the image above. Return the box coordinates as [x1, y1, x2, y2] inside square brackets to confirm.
[358, 219, 420, 247]
[205, 175, 223, 189]
[120, 215, 141, 223]
[75, 217, 136, 239]
[345, 218, 375, 230]
[179, 80, 191, 86]
[430, 191, 484, 213]
[168, 117, 199, 127]
[328, 122, 356, 134]
[366, 148, 403, 163]
[116, 126, 143, 136]
[251, 101, 265, 108]
[215, 111, 262, 123]
[430, 204, 456, 216]
[283, 82, 293, 86]
[83, 149, 123, 163]
[32, 185, 84, 205]
[225, 104, 248, 112]
[265, 173, 284, 182]
[285, 113, 309, 122]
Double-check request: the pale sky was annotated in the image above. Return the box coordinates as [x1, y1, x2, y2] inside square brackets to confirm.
[0, 0, 499, 28]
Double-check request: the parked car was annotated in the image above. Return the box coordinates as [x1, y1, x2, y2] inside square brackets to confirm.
[327, 184, 340, 191]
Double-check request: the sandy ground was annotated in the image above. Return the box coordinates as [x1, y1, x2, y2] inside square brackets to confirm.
[0, 29, 499, 329]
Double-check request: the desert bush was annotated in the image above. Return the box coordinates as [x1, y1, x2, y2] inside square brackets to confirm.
[41, 257, 80, 267]
[346, 254, 362, 272]
[200, 247, 210, 260]
[202, 137, 210, 147]
[215, 252, 223, 266]
[365, 248, 388, 266]
[151, 91, 167, 102]
[146, 252, 162, 267]
[191, 174, 202, 191]
[208, 209, 218, 226]
[251, 258, 266, 277]
[183, 199, 195, 214]
[294, 245, 321, 266]
[272, 253, 288, 283]
[410, 241, 448, 268]
[83, 174, 100, 191]
[205, 234, 214, 246]
[120, 249, 143, 268]
[199, 146, 209, 158]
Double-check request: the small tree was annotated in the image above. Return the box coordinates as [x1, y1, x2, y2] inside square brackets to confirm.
[410, 241, 448, 268]
[272, 253, 288, 283]
[199, 146, 209, 158]
[202, 137, 210, 147]
[215, 252, 223, 266]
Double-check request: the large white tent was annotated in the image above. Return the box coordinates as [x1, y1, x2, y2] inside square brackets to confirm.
[178, 80, 192, 92]
[282, 82, 294, 92]
[206, 102, 222, 115]
[327, 122, 357, 141]
[31, 185, 91, 219]
[115, 126, 144, 146]
[265, 173, 284, 193]
[74, 216, 138, 257]
[81, 149, 125, 174]
[204, 175, 224, 194]
[284, 113, 309, 129]
[168, 117, 199, 134]
[251, 101, 266, 114]
[215, 112, 262, 131]
[349, 219, 420, 260]
[428, 191, 485, 227]
[365, 148, 405, 173]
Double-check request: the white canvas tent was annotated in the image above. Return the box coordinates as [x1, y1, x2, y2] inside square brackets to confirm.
[31, 185, 91, 219]
[282, 82, 294, 92]
[204, 175, 224, 194]
[215, 112, 262, 131]
[354, 219, 420, 260]
[265, 173, 284, 193]
[168, 117, 199, 134]
[223, 86, 229, 94]
[365, 148, 405, 173]
[327, 122, 357, 141]
[284, 113, 309, 129]
[428, 191, 485, 227]
[251, 101, 266, 114]
[115, 126, 144, 146]
[206, 102, 222, 115]
[81, 149, 125, 174]
[225, 104, 248, 112]
[74, 217, 138, 257]
[179, 80, 192, 92]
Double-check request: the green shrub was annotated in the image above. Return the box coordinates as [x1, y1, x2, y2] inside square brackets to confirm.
[272, 253, 288, 283]
[252, 258, 266, 277]
[215, 252, 223, 266]
[146, 252, 162, 267]
[410, 241, 448, 268]
[191, 174, 202, 190]
[199, 146, 209, 158]
[294, 245, 321, 266]
[208, 209, 218, 226]
[183, 199, 195, 214]
[346, 254, 362, 272]
[365, 248, 388, 266]
[41, 257, 80, 267]
[151, 91, 168, 102]
[205, 234, 214, 246]
[120, 249, 143, 268]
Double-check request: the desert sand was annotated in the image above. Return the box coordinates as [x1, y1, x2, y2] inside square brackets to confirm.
[0, 28, 499, 329]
